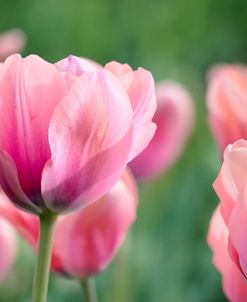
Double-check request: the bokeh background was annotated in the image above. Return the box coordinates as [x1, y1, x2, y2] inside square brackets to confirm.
[1, 0, 246, 301]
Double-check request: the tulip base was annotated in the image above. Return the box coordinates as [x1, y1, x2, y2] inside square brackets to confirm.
[32, 212, 57, 302]
[80, 278, 98, 302]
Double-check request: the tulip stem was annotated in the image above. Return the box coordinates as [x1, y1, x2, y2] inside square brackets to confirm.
[80, 278, 98, 302]
[32, 212, 57, 302]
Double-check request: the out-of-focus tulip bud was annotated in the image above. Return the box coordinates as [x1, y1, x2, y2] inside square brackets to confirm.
[0, 218, 17, 281]
[129, 81, 194, 179]
[0, 54, 155, 214]
[0, 169, 137, 277]
[0, 29, 26, 61]
[208, 206, 247, 302]
[207, 64, 247, 153]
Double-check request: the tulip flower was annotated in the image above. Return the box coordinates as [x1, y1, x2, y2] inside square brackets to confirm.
[208, 206, 247, 302]
[0, 54, 156, 215]
[0, 168, 137, 278]
[0, 29, 26, 61]
[129, 81, 194, 179]
[0, 54, 155, 302]
[0, 218, 17, 282]
[213, 139, 247, 280]
[207, 64, 247, 153]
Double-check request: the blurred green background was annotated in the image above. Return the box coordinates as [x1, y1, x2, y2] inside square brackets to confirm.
[1, 0, 246, 301]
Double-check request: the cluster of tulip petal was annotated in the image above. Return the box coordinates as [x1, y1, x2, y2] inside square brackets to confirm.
[0, 29, 194, 302]
[207, 65, 247, 302]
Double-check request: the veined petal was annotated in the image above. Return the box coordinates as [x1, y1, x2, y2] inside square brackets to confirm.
[0, 54, 67, 208]
[41, 70, 133, 212]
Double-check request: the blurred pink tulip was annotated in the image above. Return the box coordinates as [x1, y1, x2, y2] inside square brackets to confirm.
[0, 29, 26, 61]
[0, 54, 156, 214]
[208, 206, 247, 302]
[213, 139, 247, 279]
[0, 169, 137, 277]
[129, 81, 194, 179]
[0, 218, 17, 282]
[207, 64, 247, 153]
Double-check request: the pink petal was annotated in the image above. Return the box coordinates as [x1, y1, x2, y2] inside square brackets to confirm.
[56, 55, 101, 74]
[208, 207, 247, 302]
[0, 54, 67, 210]
[52, 168, 137, 277]
[207, 65, 247, 153]
[105, 61, 157, 161]
[213, 140, 247, 223]
[129, 81, 194, 179]
[55, 55, 101, 88]
[228, 185, 247, 277]
[41, 70, 133, 212]
[0, 150, 40, 213]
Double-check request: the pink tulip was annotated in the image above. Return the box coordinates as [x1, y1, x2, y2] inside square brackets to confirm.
[207, 64, 247, 153]
[129, 81, 194, 179]
[0, 168, 137, 277]
[0, 54, 156, 214]
[213, 139, 247, 278]
[208, 206, 247, 302]
[0, 218, 17, 282]
[0, 29, 26, 61]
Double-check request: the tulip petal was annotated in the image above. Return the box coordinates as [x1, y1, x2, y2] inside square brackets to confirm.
[130, 81, 194, 179]
[208, 207, 247, 302]
[207, 65, 247, 152]
[0, 54, 67, 209]
[56, 55, 101, 74]
[53, 169, 137, 277]
[42, 70, 133, 212]
[105, 61, 157, 161]
[228, 185, 247, 277]
[213, 140, 247, 223]
[0, 150, 40, 214]
[55, 55, 101, 88]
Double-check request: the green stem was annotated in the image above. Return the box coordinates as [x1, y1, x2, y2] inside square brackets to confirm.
[32, 212, 57, 302]
[80, 278, 98, 302]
